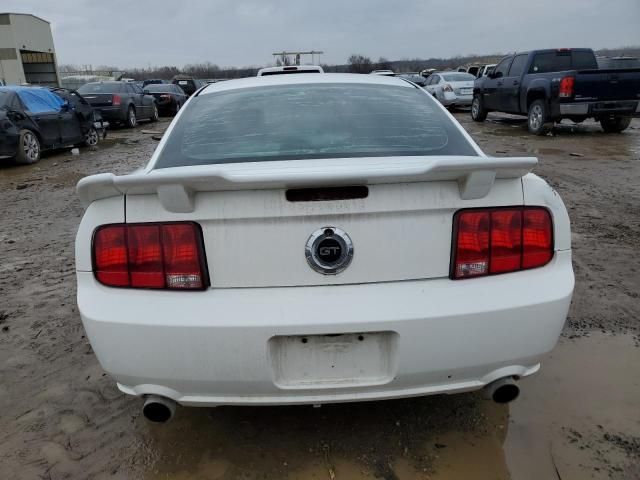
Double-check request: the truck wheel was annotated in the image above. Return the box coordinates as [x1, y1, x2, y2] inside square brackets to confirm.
[600, 117, 631, 133]
[15, 130, 41, 165]
[471, 95, 488, 122]
[126, 106, 137, 128]
[527, 100, 550, 135]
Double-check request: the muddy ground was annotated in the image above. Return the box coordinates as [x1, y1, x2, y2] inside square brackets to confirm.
[0, 113, 638, 480]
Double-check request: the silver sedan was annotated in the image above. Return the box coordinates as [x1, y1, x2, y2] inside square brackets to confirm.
[424, 72, 476, 109]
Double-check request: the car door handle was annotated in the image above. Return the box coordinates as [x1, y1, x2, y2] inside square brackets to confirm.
[497, 81, 503, 86]
[513, 81, 520, 86]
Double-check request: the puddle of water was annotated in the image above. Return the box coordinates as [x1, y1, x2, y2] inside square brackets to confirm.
[140, 333, 639, 479]
[505, 333, 640, 480]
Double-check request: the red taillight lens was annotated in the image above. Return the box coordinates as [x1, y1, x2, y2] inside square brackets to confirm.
[112, 94, 121, 106]
[452, 207, 553, 279]
[453, 211, 490, 278]
[489, 209, 522, 274]
[162, 224, 204, 289]
[559, 76, 574, 98]
[94, 225, 129, 287]
[93, 222, 207, 289]
[522, 208, 553, 268]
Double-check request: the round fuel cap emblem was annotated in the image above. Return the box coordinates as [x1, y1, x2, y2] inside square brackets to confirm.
[305, 227, 354, 275]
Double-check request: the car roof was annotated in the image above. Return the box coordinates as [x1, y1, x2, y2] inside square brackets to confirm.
[434, 71, 474, 75]
[82, 81, 122, 85]
[198, 73, 414, 96]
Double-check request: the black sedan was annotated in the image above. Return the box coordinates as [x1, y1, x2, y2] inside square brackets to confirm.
[143, 83, 188, 116]
[0, 86, 106, 165]
[77, 81, 158, 128]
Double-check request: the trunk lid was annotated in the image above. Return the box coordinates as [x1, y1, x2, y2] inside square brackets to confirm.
[81, 93, 119, 107]
[78, 156, 534, 288]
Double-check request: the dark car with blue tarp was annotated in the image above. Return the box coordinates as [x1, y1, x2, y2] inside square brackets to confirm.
[0, 86, 107, 164]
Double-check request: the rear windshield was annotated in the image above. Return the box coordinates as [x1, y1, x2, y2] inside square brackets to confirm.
[441, 73, 475, 81]
[154, 83, 477, 168]
[530, 51, 597, 73]
[145, 84, 173, 92]
[77, 83, 124, 94]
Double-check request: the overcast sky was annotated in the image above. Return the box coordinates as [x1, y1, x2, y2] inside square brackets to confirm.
[3, 0, 639, 68]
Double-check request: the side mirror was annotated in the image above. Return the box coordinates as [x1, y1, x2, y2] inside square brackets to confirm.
[490, 70, 502, 79]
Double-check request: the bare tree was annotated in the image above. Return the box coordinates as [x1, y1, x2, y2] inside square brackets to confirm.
[375, 57, 392, 71]
[348, 54, 373, 74]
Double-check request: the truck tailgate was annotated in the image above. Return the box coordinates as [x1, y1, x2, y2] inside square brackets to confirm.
[574, 68, 640, 102]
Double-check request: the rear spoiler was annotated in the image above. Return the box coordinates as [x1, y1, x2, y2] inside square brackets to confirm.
[77, 156, 537, 213]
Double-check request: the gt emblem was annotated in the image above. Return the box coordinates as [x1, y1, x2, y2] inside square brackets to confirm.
[305, 227, 354, 275]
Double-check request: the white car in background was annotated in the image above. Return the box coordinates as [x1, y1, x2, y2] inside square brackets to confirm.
[370, 69, 395, 76]
[477, 64, 497, 77]
[424, 71, 476, 109]
[75, 73, 574, 423]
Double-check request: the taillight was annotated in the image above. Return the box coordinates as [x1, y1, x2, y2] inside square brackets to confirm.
[451, 207, 553, 279]
[559, 76, 574, 98]
[112, 94, 121, 106]
[93, 222, 208, 289]
[443, 83, 454, 93]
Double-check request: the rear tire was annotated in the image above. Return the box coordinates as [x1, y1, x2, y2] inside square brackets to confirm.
[600, 116, 631, 133]
[126, 106, 137, 128]
[527, 99, 551, 135]
[150, 104, 159, 122]
[471, 95, 488, 121]
[174, 102, 181, 115]
[15, 130, 41, 165]
[84, 127, 99, 147]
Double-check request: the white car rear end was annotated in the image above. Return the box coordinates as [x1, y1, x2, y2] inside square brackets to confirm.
[76, 74, 573, 419]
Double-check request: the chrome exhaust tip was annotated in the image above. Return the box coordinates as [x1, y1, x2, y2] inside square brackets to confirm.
[484, 377, 520, 404]
[142, 395, 177, 423]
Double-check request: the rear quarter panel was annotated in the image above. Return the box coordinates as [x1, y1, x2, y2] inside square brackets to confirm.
[75, 196, 124, 272]
[522, 173, 571, 251]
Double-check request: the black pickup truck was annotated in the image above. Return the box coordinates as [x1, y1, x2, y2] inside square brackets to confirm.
[471, 48, 640, 134]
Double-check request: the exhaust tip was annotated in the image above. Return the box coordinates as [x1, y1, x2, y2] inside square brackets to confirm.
[484, 377, 520, 404]
[143, 395, 176, 423]
[492, 383, 520, 404]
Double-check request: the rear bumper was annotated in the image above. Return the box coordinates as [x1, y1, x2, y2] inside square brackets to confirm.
[442, 93, 473, 107]
[77, 250, 574, 406]
[94, 106, 127, 123]
[560, 100, 640, 117]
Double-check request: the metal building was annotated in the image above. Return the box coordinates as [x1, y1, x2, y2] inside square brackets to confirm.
[0, 13, 60, 86]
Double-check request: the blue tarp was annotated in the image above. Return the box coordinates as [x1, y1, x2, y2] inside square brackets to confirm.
[0, 86, 65, 113]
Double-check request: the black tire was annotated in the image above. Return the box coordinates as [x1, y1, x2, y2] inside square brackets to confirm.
[527, 99, 551, 135]
[471, 94, 488, 122]
[84, 127, 99, 147]
[150, 104, 159, 122]
[15, 130, 41, 165]
[600, 116, 631, 133]
[174, 101, 181, 115]
[126, 106, 137, 128]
